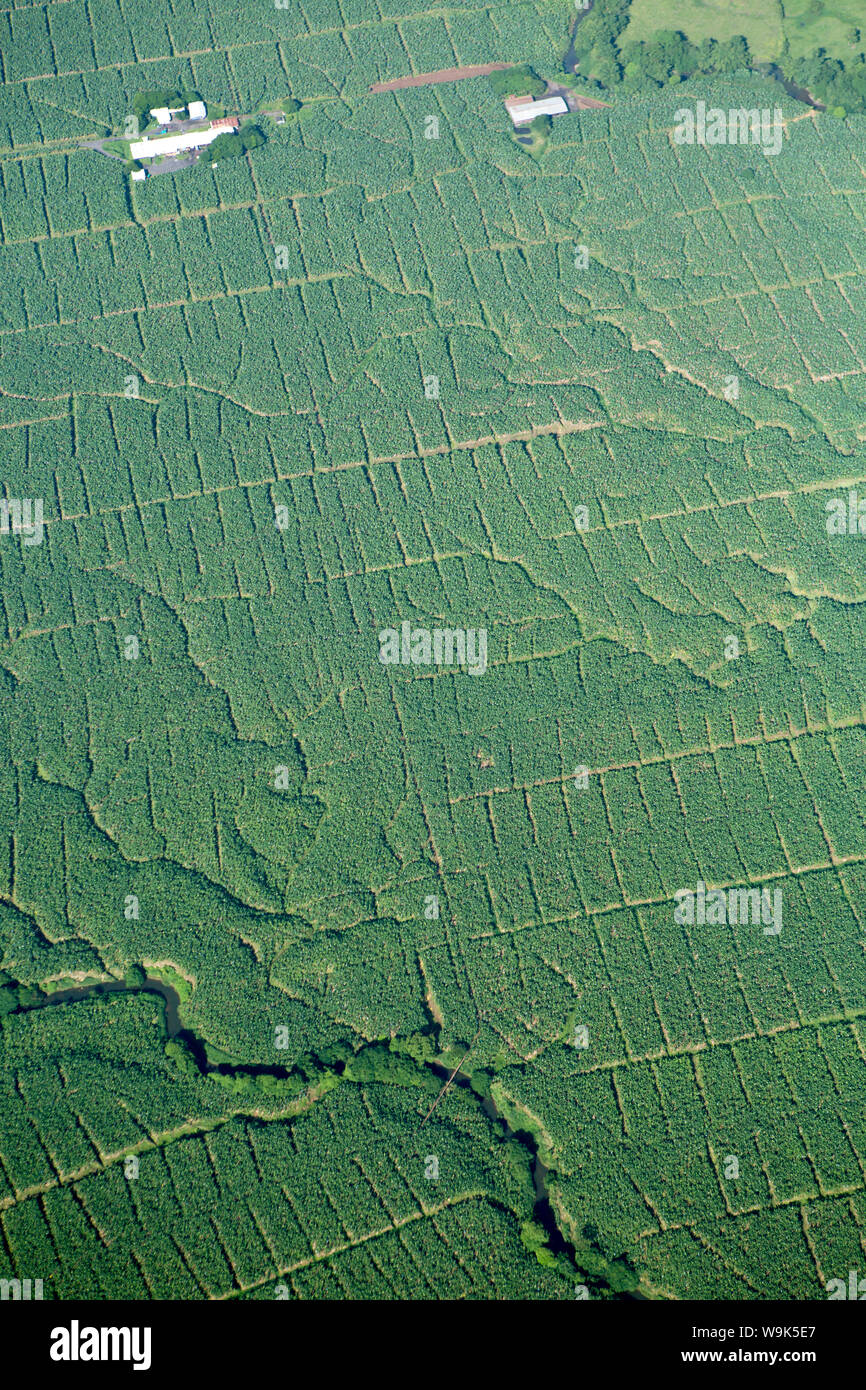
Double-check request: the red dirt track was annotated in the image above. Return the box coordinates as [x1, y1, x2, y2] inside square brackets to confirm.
[370, 63, 512, 93]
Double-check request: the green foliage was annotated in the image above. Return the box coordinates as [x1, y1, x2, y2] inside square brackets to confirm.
[488, 64, 546, 98]
[520, 1218, 547, 1248]
[343, 1044, 440, 1091]
[240, 123, 266, 150]
[614, 1, 866, 111]
[468, 1068, 492, 1099]
[0, 993, 567, 1297]
[606, 27, 753, 88]
[164, 1038, 198, 1077]
[390, 1031, 437, 1062]
[208, 133, 243, 161]
[0, 0, 864, 1305]
[519, 1220, 560, 1268]
[147, 963, 193, 1003]
[210, 124, 265, 162]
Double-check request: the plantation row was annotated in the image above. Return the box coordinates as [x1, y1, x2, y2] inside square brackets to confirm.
[0, 995, 228, 1196]
[1, 0, 572, 89]
[4, 86, 866, 460]
[501, 1025, 866, 1298]
[1, 2, 865, 1299]
[2, 416, 862, 706]
[1, 529, 863, 1052]
[0, 995, 566, 1299]
[421, 871, 865, 1055]
[0, 0, 573, 152]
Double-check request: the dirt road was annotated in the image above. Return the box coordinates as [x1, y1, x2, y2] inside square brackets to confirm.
[370, 62, 512, 93]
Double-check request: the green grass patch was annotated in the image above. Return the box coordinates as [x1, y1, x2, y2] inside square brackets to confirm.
[624, 0, 865, 65]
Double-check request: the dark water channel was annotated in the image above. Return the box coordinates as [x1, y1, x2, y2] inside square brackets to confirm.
[41, 977, 183, 1034]
[431, 1061, 645, 1299]
[37, 982, 644, 1296]
[758, 63, 825, 110]
[564, 1, 594, 75]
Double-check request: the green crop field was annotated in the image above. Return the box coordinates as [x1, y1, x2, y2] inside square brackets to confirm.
[0, 0, 865, 1305]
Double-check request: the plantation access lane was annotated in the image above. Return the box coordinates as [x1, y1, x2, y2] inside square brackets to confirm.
[442, 852, 866, 938]
[11, 412, 866, 539]
[2, 207, 860, 388]
[370, 62, 512, 92]
[0, 0, 560, 92]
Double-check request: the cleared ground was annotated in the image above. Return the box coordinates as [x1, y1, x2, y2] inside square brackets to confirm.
[370, 62, 512, 93]
[624, 0, 865, 64]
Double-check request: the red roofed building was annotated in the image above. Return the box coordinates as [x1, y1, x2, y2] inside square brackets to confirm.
[211, 117, 240, 131]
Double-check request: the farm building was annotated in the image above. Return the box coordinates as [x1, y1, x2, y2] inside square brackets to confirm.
[149, 103, 199, 124]
[130, 169, 147, 182]
[129, 117, 239, 162]
[505, 94, 568, 126]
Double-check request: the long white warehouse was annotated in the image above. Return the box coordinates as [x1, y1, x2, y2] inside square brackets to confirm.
[129, 119, 237, 161]
[505, 95, 568, 126]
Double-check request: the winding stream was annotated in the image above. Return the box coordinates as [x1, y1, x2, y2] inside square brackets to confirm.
[41, 977, 183, 1034]
[27, 976, 643, 1296]
[757, 64, 825, 110]
[431, 1060, 645, 1299]
[564, 0, 594, 76]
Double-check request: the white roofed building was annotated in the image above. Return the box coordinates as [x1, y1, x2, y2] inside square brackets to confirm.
[129, 118, 239, 162]
[505, 95, 568, 126]
[187, 101, 207, 121]
[149, 107, 172, 125]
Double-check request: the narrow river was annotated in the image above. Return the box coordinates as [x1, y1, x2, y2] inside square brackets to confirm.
[34, 977, 644, 1296]
[40, 977, 183, 1033]
[564, 0, 594, 75]
[430, 1059, 646, 1299]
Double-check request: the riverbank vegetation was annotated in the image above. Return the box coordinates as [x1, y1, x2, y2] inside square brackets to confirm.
[0, 982, 630, 1298]
[578, 0, 866, 112]
[1, 0, 864, 1303]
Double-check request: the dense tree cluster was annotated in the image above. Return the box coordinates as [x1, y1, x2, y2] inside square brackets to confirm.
[780, 48, 866, 115]
[210, 123, 267, 162]
[571, 8, 754, 92]
[488, 64, 546, 99]
[571, 1, 866, 113]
